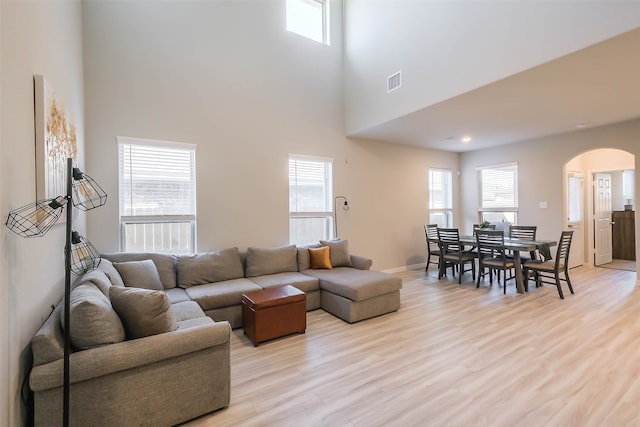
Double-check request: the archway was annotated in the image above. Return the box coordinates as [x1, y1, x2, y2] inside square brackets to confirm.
[565, 148, 635, 271]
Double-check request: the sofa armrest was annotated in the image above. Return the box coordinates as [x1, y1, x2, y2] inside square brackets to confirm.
[30, 320, 230, 392]
[350, 255, 373, 270]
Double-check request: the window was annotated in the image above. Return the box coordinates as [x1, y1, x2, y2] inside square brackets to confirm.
[478, 163, 518, 224]
[118, 137, 196, 254]
[289, 155, 333, 245]
[286, 0, 330, 45]
[428, 168, 453, 227]
[623, 169, 635, 204]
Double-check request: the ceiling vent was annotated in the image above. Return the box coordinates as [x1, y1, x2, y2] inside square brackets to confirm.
[387, 71, 402, 92]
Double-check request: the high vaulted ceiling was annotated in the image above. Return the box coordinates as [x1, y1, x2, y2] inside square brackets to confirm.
[350, 28, 640, 153]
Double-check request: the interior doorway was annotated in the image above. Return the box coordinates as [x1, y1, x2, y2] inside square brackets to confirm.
[565, 149, 636, 272]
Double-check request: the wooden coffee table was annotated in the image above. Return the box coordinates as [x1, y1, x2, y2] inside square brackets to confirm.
[241, 285, 306, 346]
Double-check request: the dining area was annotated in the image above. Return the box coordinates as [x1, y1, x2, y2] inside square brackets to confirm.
[424, 224, 575, 299]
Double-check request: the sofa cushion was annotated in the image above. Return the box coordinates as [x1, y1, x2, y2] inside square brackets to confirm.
[320, 239, 352, 267]
[109, 286, 177, 339]
[184, 278, 262, 310]
[177, 248, 244, 288]
[98, 258, 126, 288]
[304, 267, 402, 302]
[113, 259, 164, 290]
[102, 252, 177, 289]
[245, 245, 298, 277]
[309, 246, 332, 269]
[171, 300, 207, 322]
[165, 287, 191, 304]
[297, 243, 321, 271]
[249, 272, 320, 293]
[63, 283, 126, 350]
[73, 269, 114, 297]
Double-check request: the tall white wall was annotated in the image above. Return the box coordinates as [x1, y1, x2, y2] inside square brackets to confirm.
[0, 1, 85, 426]
[83, 0, 459, 271]
[344, 1, 640, 135]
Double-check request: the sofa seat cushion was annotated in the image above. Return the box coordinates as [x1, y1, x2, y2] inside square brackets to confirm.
[165, 287, 191, 304]
[184, 278, 262, 311]
[303, 267, 402, 302]
[171, 300, 207, 322]
[249, 272, 320, 293]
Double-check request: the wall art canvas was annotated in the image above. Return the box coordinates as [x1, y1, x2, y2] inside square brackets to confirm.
[34, 74, 78, 201]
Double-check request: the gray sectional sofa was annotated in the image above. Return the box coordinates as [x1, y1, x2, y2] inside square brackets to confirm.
[29, 239, 401, 426]
[102, 239, 402, 327]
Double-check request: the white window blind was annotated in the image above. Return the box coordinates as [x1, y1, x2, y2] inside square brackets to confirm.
[118, 137, 196, 253]
[429, 168, 453, 227]
[478, 163, 518, 224]
[289, 155, 333, 245]
[479, 164, 518, 209]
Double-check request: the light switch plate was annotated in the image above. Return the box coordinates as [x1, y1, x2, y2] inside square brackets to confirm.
[539, 201, 548, 209]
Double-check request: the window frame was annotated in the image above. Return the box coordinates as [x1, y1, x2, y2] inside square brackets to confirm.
[477, 162, 519, 224]
[289, 154, 334, 245]
[117, 136, 197, 254]
[285, 0, 330, 45]
[428, 167, 453, 228]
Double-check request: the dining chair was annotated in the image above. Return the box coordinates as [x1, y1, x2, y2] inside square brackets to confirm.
[424, 224, 441, 273]
[475, 229, 516, 294]
[436, 228, 476, 284]
[509, 225, 538, 261]
[523, 230, 574, 299]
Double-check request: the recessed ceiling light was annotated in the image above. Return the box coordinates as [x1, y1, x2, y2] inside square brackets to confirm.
[461, 136, 472, 143]
[575, 123, 589, 129]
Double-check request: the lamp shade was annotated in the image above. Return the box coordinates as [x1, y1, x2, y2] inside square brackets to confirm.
[5, 196, 67, 238]
[72, 168, 107, 211]
[70, 231, 102, 275]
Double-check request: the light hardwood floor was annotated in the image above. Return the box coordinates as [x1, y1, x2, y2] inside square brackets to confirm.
[184, 265, 639, 427]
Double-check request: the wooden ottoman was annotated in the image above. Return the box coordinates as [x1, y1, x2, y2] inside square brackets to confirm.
[241, 285, 306, 346]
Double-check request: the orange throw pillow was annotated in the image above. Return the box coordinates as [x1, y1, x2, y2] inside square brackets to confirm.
[309, 246, 332, 269]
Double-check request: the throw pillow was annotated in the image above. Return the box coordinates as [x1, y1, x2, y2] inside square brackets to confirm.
[245, 244, 298, 277]
[62, 283, 126, 350]
[319, 239, 352, 267]
[113, 259, 164, 290]
[176, 247, 244, 288]
[309, 246, 332, 269]
[98, 257, 126, 288]
[109, 286, 177, 339]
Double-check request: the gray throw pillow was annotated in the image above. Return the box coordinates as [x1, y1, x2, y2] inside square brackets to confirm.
[320, 239, 352, 267]
[177, 247, 244, 288]
[245, 244, 298, 277]
[62, 283, 126, 350]
[109, 286, 177, 339]
[98, 257, 126, 288]
[113, 259, 164, 290]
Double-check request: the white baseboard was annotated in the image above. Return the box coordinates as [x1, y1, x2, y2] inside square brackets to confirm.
[383, 263, 426, 274]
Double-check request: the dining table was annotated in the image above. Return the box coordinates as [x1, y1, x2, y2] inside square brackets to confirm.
[456, 235, 557, 294]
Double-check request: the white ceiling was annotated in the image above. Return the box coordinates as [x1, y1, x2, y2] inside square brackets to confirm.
[350, 28, 640, 153]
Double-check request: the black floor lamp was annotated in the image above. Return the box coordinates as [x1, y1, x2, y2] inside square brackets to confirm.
[6, 157, 106, 427]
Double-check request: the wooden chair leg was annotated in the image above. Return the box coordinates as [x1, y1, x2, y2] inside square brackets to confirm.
[555, 275, 565, 299]
[565, 271, 575, 294]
